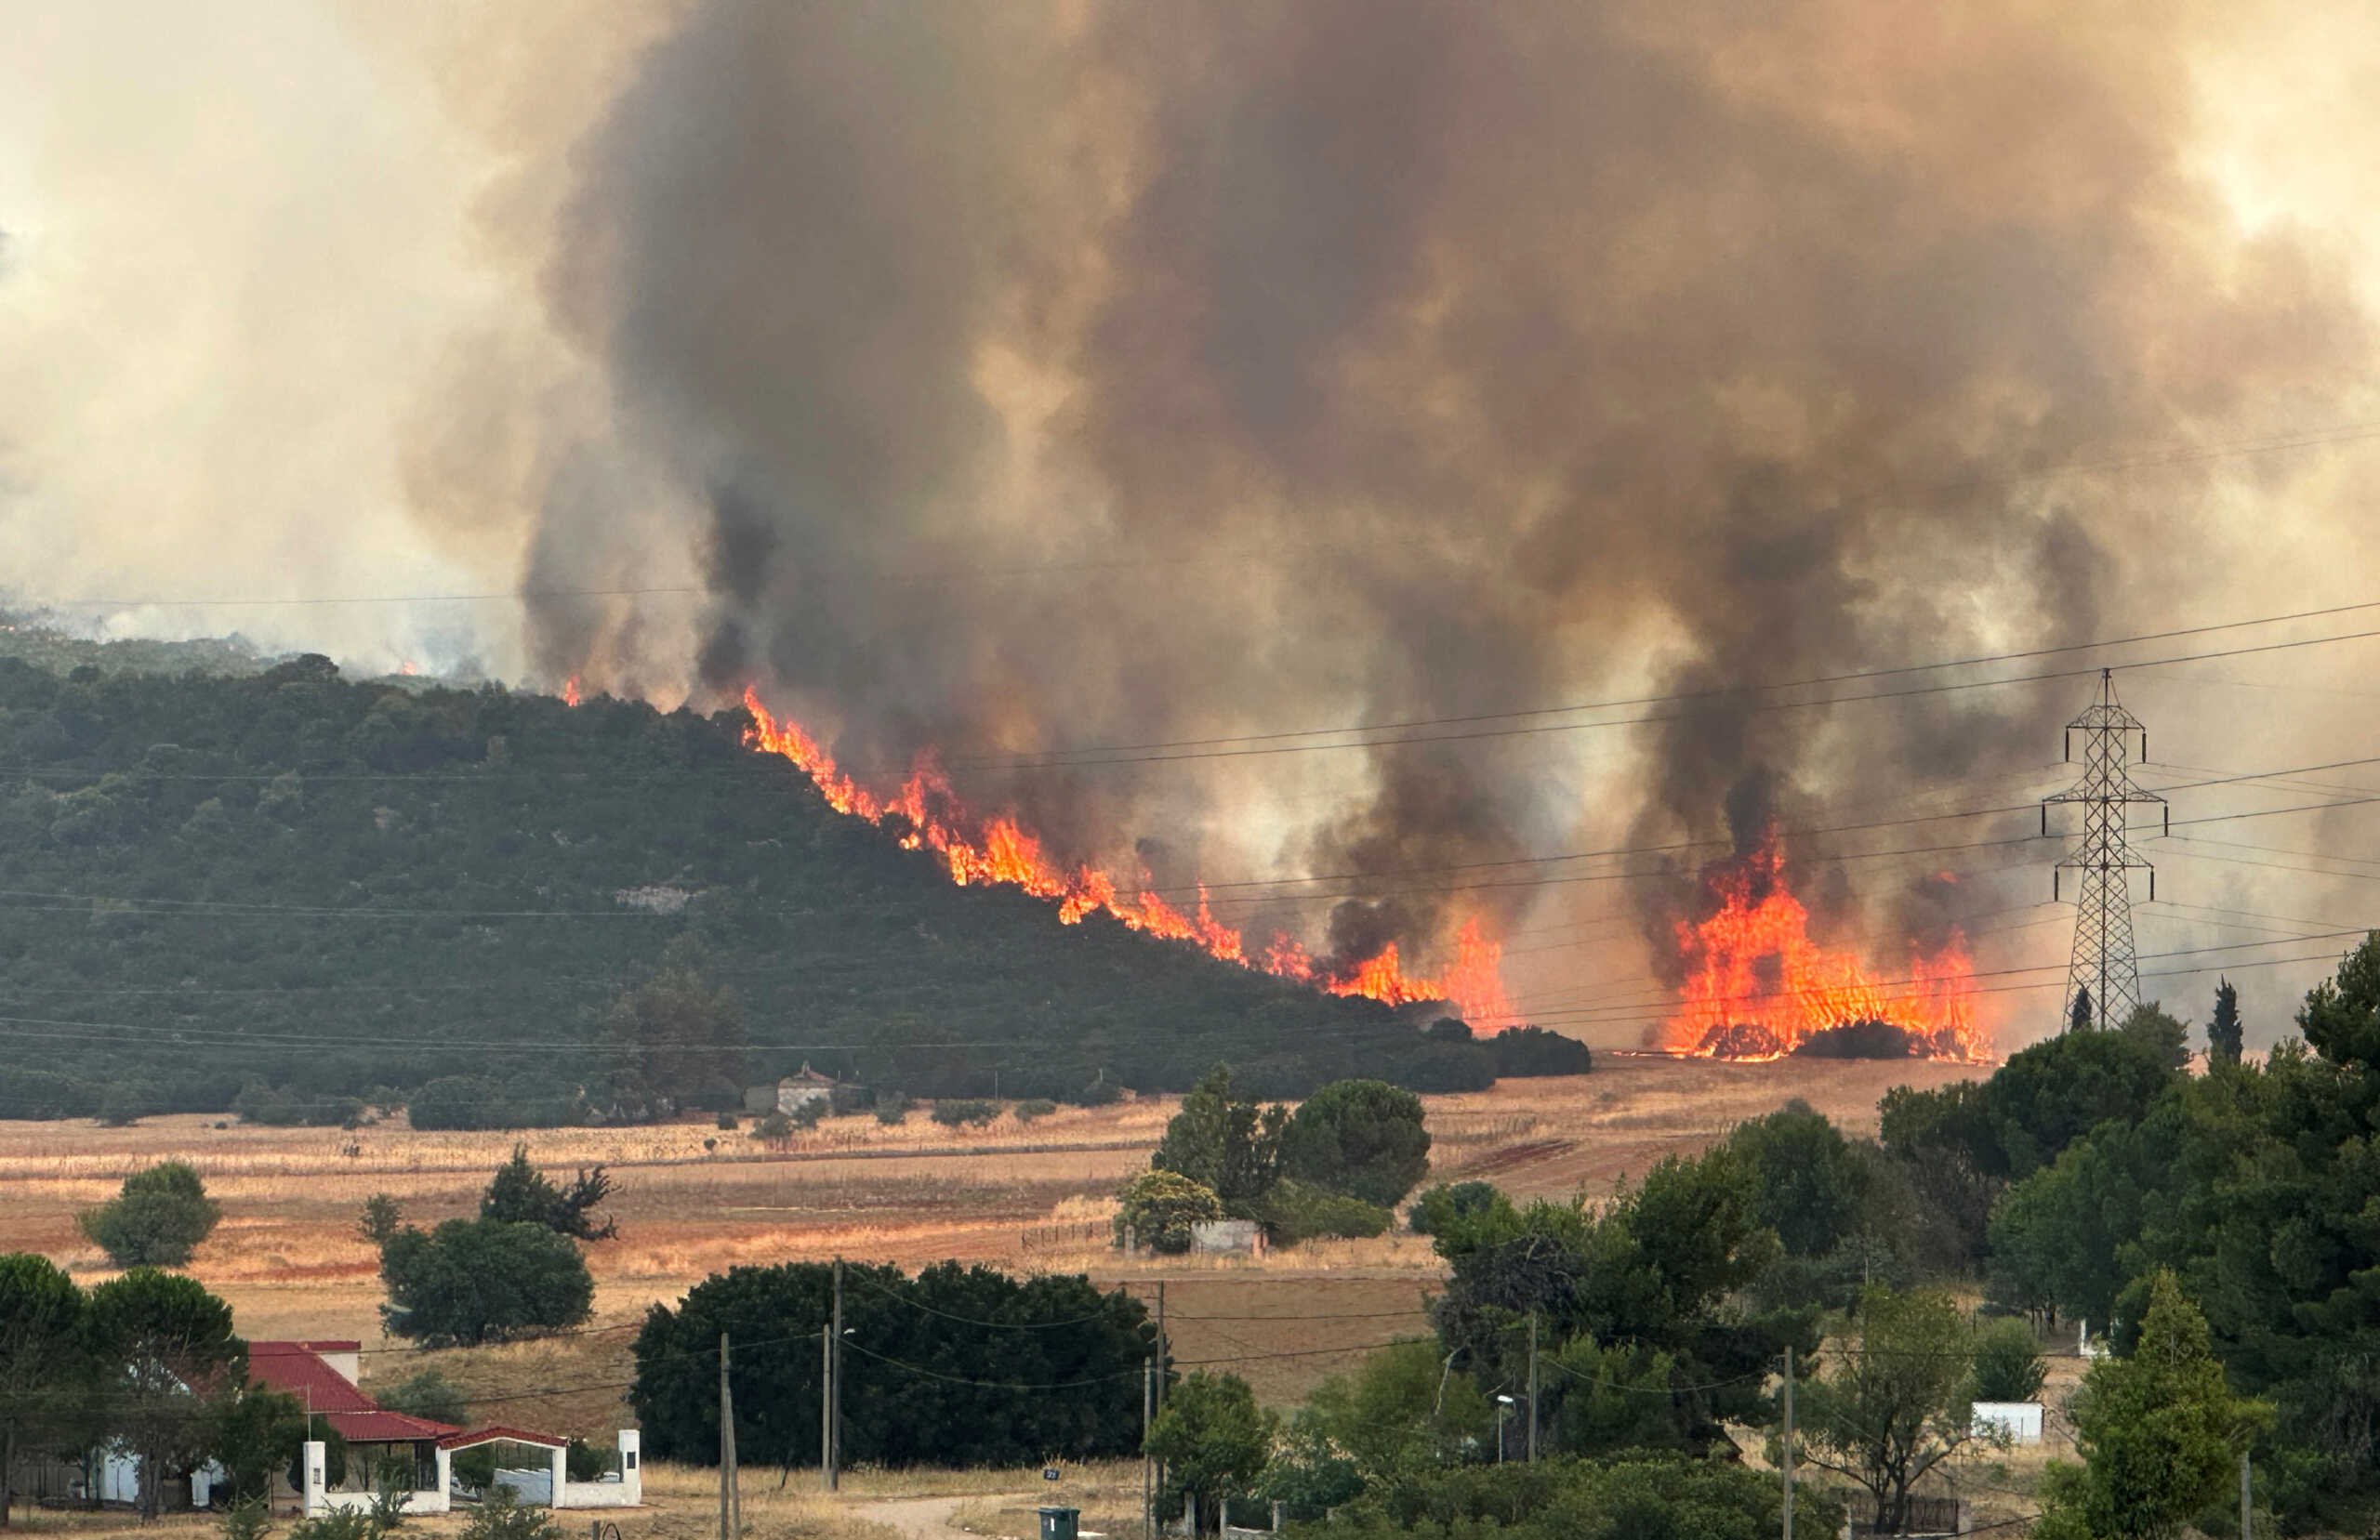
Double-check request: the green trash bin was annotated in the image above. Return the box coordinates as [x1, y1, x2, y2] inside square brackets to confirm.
[1038, 1507, 1079, 1540]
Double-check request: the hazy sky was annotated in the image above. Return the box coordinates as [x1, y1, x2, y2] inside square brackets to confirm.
[4, 1, 2378, 1049]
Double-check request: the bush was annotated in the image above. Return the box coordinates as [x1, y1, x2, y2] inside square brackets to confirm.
[873, 1091, 912, 1125]
[931, 1099, 998, 1128]
[1117, 1170, 1223, 1253]
[564, 1440, 612, 1481]
[78, 1160, 222, 1266]
[750, 1111, 795, 1147]
[715, 1112, 739, 1130]
[458, 1490, 561, 1540]
[1406, 1180, 1503, 1236]
[286, 1509, 377, 1540]
[405, 1076, 512, 1132]
[1014, 1098, 1059, 1123]
[1488, 1025, 1593, 1077]
[219, 1499, 271, 1540]
[1969, 1317, 2046, 1402]
[1260, 1180, 1391, 1245]
[378, 1218, 595, 1346]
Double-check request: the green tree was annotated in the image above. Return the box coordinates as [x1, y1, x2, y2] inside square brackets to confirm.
[600, 938, 747, 1116]
[357, 1194, 403, 1246]
[0, 1253, 93, 1526]
[1117, 1170, 1223, 1254]
[1796, 1286, 1981, 1534]
[404, 1076, 513, 1133]
[1969, 1318, 2046, 1403]
[1152, 1066, 1288, 1214]
[480, 1147, 617, 1240]
[86, 1269, 244, 1520]
[1295, 1338, 1489, 1489]
[78, 1160, 222, 1267]
[374, 1369, 469, 1428]
[2034, 1271, 2266, 1540]
[1405, 1181, 1507, 1240]
[210, 1385, 309, 1506]
[378, 1219, 594, 1347]
[1146, 1372, 1275, 1532]
[2207, 978, 2242, 1065]
[2071, 986, 2094, 1033]
[1280, 1080, 1432, 1208]
[1726, 1099, 1865, 1257]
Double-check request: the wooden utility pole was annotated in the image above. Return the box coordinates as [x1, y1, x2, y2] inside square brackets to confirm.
[1143, 1355, 1156, 1540]
[829, 1259, 845, 1492]
[1780, 1346, 1794, 1540]
[1527, 1313, 1540, 1463]
[2241, 1449, 2252, 1540]
[1155, 1282, 1168, 1524]
[719, 1333, 739, 1540]
[819, 1324, 833, 1489]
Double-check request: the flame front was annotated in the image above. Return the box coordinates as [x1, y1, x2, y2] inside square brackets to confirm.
[740, 687, 1514, 1028]
[1661, 829, 1982, 1060]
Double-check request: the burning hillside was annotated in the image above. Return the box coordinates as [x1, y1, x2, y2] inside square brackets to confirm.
[1658, 829, 1982, 1062]
[741, 688, 1517, 1028]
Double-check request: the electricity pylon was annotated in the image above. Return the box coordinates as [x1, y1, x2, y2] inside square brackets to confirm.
[2043, 669, 2165, 1031]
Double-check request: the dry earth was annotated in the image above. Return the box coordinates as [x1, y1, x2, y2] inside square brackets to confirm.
[0, 1054, 1980, 1440]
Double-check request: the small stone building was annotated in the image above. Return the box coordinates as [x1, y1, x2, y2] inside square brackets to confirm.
[745, 1062, 840, 1115]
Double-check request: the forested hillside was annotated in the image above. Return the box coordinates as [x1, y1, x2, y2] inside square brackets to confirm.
[0, 654, 1551, 1122]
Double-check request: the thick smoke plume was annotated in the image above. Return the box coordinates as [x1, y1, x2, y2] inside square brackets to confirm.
[7, 2, 2379, 1028]
[498, 0, 2373, 985]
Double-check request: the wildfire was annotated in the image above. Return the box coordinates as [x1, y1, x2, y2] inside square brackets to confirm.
[738, 686, 1514, 1028]
[1661, 829, 1982, 1061]
[562, 676, 583, 708]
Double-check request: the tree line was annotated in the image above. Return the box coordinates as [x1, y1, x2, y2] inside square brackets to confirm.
[0, 654, 1587, 1125]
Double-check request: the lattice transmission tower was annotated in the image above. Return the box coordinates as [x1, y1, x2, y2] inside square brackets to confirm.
[2042, 669, 2165, 1032]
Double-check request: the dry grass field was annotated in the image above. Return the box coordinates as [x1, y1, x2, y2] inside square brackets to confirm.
[0, 1053, 1981, 1443]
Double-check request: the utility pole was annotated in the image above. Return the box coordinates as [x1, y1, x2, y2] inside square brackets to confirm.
[2043, 668, 2164, 1031]
[1780, 1346, 1794, 1540]
[2241, 1448, 2252, 1540]
[1143, 1355, 1156, 1540]
[1526, 1314, 1539, 1463]
[829, 1258, 845, 1492]
[819, 1324, 833, 1489]
[1155, 1282, 1168, 1526]
[719, 1334, 738, 1540]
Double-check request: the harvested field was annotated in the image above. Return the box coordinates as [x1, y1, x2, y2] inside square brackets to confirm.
[0, 1054, 1982, 1430]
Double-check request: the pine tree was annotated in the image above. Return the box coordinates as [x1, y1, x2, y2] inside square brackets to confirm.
[2069, 986, 2094, 1033]
[2208, 978, 2242, 1065]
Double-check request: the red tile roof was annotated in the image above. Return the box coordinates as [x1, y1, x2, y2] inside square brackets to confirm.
[247, 1342, 463, 1444]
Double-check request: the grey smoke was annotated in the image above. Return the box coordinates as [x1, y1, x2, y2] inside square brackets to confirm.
[493, 0, 2374, 990]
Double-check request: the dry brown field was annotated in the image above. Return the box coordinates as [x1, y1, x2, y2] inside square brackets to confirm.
[0, 1053, 1979, 1440]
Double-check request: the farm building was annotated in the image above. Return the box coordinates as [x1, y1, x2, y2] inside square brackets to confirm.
[745, 1062, 841, 1115]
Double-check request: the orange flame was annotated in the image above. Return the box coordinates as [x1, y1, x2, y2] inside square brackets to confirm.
[562, 676, 584, 708]
[1660, 828, 1982, 1061]
[739, 686, 1514, 1028]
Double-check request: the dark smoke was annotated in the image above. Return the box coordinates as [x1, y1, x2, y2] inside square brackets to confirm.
[506, 0, 2372, 981]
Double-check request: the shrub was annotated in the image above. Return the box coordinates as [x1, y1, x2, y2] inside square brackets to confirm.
[219, 1498, 272, 1540]
[1117, 1170, 1223, 1253]
[378, 1218, 595, 1346]
[789, 1098, 826, 1128]
[405, 1075, 512, 1132]
[1261, 1180, 1391, 1245]
[1488, 1025, 1593, 1077]
[1014, 1099, 1059, 1123]
[750, 1112, 795, 1147]
[932, 1099, 998, 1128]
[715, 1112, 739, 1131]
[78, 1160, 222, 1266]
[452, 1485, 554, 1540]
[1969, 1317, 2047, 1402]
[874, 1091, 912, 1125]
[1407, 1180, 1504, 1236]
[564, 1440, 612, 1481]
[285, 1509, 377, 1540]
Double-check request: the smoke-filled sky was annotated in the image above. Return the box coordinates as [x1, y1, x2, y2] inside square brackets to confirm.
[6, 0, 2380, 1047]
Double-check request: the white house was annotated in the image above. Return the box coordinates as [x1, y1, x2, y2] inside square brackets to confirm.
[745, 1063, 840, 1115]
